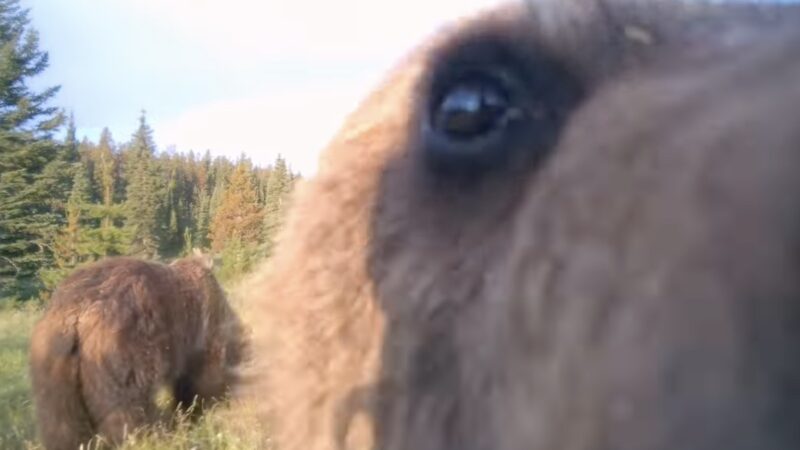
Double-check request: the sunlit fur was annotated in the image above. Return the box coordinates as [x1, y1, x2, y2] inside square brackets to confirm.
[241, 1, 800, 449]
[30, 254, 247, 450]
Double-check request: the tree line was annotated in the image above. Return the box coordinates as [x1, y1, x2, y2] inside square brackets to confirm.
[0, 0, 299, 302]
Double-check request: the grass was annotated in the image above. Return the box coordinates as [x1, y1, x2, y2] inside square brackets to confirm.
[112, 401, 269, 450]
[0, 304, 40, 450]
[0, 303, 270, 450]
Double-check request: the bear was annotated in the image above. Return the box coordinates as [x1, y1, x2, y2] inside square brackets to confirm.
[29, 250, 247, 450]
[239, 0, 800, 449]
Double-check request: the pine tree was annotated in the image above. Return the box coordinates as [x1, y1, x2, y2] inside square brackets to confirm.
[162, 156, 179, 253]
[159, 151, 195, 256]
[63, 112, 79, 162]
[86, 128, 127, 257]
[193, 188, 212, 249]
[0, 0, 65, 300]
[77, 136, 97, 196]
[207, 156, 231, 239]
[62, 161, 92, 263]
[123, 112, 163, 258]
[262, 154, 293, 256]
[187, 150, 210, 249]
[39, 161, 93, 293]
[217, 236, 250, 282]
[209, 156, 263, 253]
[182, 227, 194, 256]
[95, 128, 116, 225]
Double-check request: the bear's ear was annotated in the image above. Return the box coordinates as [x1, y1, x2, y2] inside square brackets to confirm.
[191, 248, 214, 270]
[203, 254, 215, 270]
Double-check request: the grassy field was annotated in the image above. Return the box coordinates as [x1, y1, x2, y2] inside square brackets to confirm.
[0, 305, 39, 449]
[0, 304, 269, 450]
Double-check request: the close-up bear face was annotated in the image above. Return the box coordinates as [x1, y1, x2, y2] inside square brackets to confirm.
[247, 2, 800, 450]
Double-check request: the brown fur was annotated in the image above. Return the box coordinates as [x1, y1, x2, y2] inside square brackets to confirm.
[242, 1, 800, 449]
[29, 254, 247, 450]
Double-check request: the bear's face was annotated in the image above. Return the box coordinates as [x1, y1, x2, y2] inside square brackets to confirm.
[252, 2, 800, 449]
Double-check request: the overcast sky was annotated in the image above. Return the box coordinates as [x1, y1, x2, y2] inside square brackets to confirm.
[26, 0, 506, 175]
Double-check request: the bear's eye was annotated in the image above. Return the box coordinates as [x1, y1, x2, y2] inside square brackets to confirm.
[421, 42, 583, 178]
[432, 75, 516, 140]
[424, 71, 525, 174]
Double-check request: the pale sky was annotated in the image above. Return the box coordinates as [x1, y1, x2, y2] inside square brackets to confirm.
[26, 0, 507, 175]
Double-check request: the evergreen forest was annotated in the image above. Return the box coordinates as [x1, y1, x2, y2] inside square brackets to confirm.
[0, 0, 300, 302]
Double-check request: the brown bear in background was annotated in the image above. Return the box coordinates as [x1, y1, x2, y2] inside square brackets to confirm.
[241, 0, 800, 449]
[29, 251, 247, 450]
